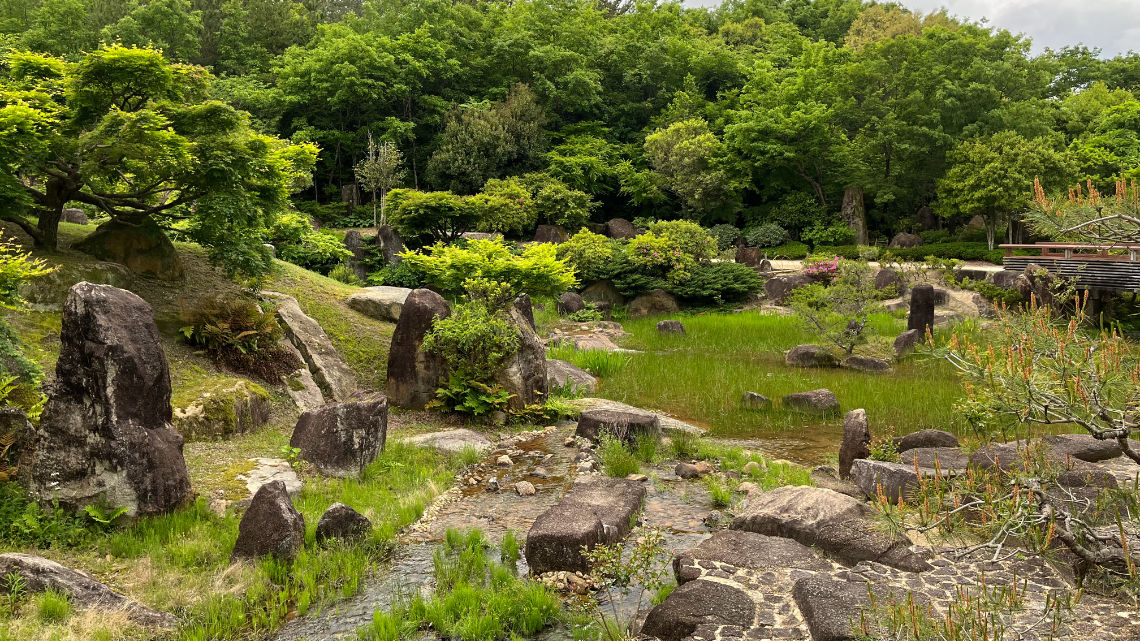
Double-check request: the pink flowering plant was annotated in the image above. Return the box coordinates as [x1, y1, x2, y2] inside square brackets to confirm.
[802, 255, 840, 283]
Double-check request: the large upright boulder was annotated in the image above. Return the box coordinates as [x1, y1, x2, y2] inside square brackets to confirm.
[73, 220, 184, 280]
[496, 305, 549, 410]
[342, 230, 369, 280]
[889, 232, 922, 248]
[907, 284, 935, 333]
[23, 283, 191, 516]
[376, 224, 404, 266]
[265, 292, 357, 401]
[838, 409, 870, 479]
[386, 289, 450, 409]
[290, 394, 388, 477]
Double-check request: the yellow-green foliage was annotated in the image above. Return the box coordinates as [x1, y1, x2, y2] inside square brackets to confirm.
[402, 238, 577, 298]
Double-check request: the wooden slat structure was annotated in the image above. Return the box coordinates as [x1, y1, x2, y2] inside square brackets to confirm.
[1000, 243, 1140, 293]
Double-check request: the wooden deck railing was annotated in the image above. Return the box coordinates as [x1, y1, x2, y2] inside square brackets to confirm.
[999, 243, 1140, 262]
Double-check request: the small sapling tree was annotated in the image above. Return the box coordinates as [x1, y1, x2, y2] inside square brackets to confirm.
[789, 258, 881, 355]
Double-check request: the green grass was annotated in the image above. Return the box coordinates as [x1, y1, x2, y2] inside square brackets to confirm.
[546, 343, 631, 378]
[598, 435, 640, 478]
[33, 591, 69, 623]
[596, 311, 966, 463]
[0, 442, 457, 641]
[356, 528, 564, 641]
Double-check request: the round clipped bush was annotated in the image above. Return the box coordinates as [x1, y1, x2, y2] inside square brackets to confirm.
[707, 224, 741, 252]
[744, 223, 788, 248]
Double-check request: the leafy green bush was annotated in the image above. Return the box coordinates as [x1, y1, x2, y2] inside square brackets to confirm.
[744, 223, 788, 248]
[387, 188, 479, 245]
[180, 295, 301, 380]
[367, 260, 426, 289]
[801, 222, 855, 247]
[646, 220, 717, 261]
[423, 303, 519, 415]
[470, 192, 535, 236]
[0, 483, 89, 547]
[403, 238, 577, 299]
[918, 229, 952, 244]
[707, 224, 741, 251]
[528, 175, 594, 230]
[767, 192, 824, 236]
[268, 212, 353, 273]
[556, 229, 615, 282]
[669, 262, 763, 304]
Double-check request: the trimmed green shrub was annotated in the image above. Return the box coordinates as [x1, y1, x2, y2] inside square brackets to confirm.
[403, 238, 577, 299]
[367, 260, 426, 289]
[744, 223, 788, 248]
[267, 212, 353, 274]
[557, 229, 615, 282]
[470, 192, 536, 236]
[423, 303, 520, 416]
[530, 177, 594, 230]
[670, 262, 763, 304]
[387, 189, 479, 244]
[886, 242, 1005, 264]
[707, 224, 741, 251]
[813, 245, 881, 260]
[801, 222, 855, 247]
[763, 241, 810, 259]
[646, 220, 717, 261]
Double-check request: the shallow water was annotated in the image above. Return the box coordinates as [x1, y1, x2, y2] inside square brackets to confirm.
[272, 426, 717, 641]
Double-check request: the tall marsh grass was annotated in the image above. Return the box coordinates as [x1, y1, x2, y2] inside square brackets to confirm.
[546, 343, 630, 378]
[600, 311, 966, 463]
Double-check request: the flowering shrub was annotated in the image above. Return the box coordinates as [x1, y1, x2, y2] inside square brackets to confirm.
[557, 229, 615, 282]
[627, 232, 697, 283]
[802, 255, 839, 283]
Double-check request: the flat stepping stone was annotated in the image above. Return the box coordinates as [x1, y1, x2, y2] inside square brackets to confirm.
[399, 429, 494, 455]
[897, 446, 969, 470]
[524, 477, 646, 574]
[731, 486, 931, 572]
[575, 408, 661, 444]
[894, 429, 959, 453]
[640, 579, 755, 641]
[570, 398, 705, 437]
[236, 457, 302, 508]
[674, 530, 832, 583]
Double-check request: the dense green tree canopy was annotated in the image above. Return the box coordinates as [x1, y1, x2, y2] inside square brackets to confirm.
[0, 44, 316, 276]
[2, 0, 1140, 249]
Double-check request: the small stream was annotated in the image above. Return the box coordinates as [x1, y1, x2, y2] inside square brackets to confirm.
[272, 426, 717, 641]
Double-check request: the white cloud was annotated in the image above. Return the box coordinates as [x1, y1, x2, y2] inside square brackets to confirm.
[680, 0, 1140, 57]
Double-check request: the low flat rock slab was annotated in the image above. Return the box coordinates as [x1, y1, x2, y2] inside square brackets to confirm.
[0, 553, 175, 628]
[730, 486, 930, 572]
[346, 286, 411, 323]
[640, 579, 755, 641]
[570, 397, 705, 436]
[236, 458, 302, 508]
[894, 429, 959, 453]
[674, 530, 832, 583]
[524, 477, 646, 574]
[399, 429, 494, 455]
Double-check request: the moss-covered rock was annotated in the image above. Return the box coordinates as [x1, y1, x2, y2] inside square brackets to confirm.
[174, 380, 271, 441]
[73, 219, 185, 281]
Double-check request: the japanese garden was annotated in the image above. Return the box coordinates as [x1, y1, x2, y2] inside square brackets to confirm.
[0, 1, 1139, 640]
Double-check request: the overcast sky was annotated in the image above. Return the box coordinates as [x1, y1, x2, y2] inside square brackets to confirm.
[681, 0, 1139, 57]
[898, 1, 1140, 56]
